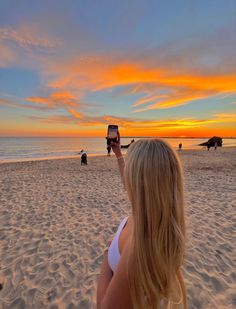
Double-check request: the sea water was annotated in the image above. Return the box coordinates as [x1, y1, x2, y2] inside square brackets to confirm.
[0, 137, 235, 163]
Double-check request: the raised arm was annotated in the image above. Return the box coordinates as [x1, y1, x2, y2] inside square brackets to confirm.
[111, 131, 125, 187]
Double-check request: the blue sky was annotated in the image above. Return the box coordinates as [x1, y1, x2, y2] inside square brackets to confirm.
[0, 0, 235, 137]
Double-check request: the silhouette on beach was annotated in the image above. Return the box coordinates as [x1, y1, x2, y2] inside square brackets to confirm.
[121, 139, 135, 149]
[79, 149, 87, 165]
[199, 136, 223, 150]
[107, 145, 111, 156]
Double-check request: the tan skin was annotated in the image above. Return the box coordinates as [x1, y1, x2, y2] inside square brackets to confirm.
[97, 132, 134, 309]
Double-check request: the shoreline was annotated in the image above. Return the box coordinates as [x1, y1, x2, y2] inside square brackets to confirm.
[1, 146, 236, 165]
[0, 153, 107, 164]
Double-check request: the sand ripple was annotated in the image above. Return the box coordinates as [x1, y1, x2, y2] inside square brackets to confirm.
[0, 148, 236, 308]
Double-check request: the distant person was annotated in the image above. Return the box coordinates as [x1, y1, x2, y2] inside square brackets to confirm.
[80, 150, 87, 165]
[97, 134, 186, 308]
[207, 142, 210, 151]
[179, 142, 182, 151]
[107, 145, 111, 156]
[214, 142, 217, 150]
[121, 139, 135, 149]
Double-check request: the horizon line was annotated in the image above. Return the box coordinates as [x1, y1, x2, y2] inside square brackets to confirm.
[0, 136, 235, 139]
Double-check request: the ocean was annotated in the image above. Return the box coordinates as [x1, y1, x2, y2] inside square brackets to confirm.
[0, 137, 235, 163]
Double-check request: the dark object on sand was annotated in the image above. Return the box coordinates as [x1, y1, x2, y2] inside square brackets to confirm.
[107, 145, 111, 156]
[81, 152, 87, 165]
[199, 136, 223, 148]
[0, 283, 3, 290]
[121, 139, 135, 149]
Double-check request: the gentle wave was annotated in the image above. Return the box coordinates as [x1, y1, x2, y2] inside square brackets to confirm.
[0, 137, 235, 162]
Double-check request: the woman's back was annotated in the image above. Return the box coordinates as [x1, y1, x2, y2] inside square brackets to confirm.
[97, 138, 186, 309]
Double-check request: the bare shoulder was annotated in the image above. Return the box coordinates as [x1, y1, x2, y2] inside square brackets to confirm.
[125, 214, 134, 232]
[119, 215, 133, 254]
[102, 238, 133, 309]
[127, 214, 133, 225]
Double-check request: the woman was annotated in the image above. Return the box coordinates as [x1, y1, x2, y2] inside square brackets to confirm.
[97, 134, 186, 309]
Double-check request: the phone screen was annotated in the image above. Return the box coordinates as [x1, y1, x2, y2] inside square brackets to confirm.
[107, 125, 118, 143]
[108, 127, 118, 139]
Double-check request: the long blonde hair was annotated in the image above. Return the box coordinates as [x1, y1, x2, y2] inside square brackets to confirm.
[124, 139, 186, 309]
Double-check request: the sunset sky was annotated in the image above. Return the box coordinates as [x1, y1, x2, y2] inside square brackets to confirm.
[0, 0, 235, 137]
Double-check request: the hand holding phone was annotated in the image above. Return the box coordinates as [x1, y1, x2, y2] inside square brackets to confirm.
[107, 125, 118, 145]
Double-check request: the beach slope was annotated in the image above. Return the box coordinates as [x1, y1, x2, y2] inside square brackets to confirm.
[0, 148, 235, 308]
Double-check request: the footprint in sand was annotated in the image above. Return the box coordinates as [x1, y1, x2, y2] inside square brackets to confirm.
[49, 263, 60, 272]
[78, 299, 91, 309]
[47, 288, 57, 302]
[8, 297, 26, 309]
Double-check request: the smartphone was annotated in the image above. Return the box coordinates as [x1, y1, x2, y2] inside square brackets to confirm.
[107, 125, 118, 145]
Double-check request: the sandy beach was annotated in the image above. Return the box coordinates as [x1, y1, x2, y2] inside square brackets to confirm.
[0, 147, 235, 309]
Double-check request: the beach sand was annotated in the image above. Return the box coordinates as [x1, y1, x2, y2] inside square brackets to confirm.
[0, 148, 235, 308]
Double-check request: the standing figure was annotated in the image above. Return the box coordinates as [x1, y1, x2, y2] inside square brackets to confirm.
[97, 137, 187, 308]
[214, 142, 217, 150]
[207, 142, 210, 151]
[107, 145, 111, 156]
[178, 143, 182, 151]
[81, 150, 87, 165]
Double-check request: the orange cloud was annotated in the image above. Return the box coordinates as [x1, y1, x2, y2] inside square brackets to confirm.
[133, 94, 169, 107]
[27, 90, 79, 109]
[46, 56, 236, 112]
[68, 108, 83, 119]
[213, 113, 236, 126]
[28, 111, 236, 132]
[1, 23, 235, 116]
[214, 113, 236, 121]
[139, 74, 236, 110]
[49, 60, 164, 91]
[3, 111, 235, 138]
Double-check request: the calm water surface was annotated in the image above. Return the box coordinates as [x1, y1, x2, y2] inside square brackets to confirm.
[0, 137, 235, 162]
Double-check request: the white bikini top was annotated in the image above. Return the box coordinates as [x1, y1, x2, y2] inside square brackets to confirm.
[108, 217, 129, 273]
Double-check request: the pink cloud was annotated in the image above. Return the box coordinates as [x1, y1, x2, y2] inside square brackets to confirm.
[0, 26, 59, 51]
[0, 43, 16, 67]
